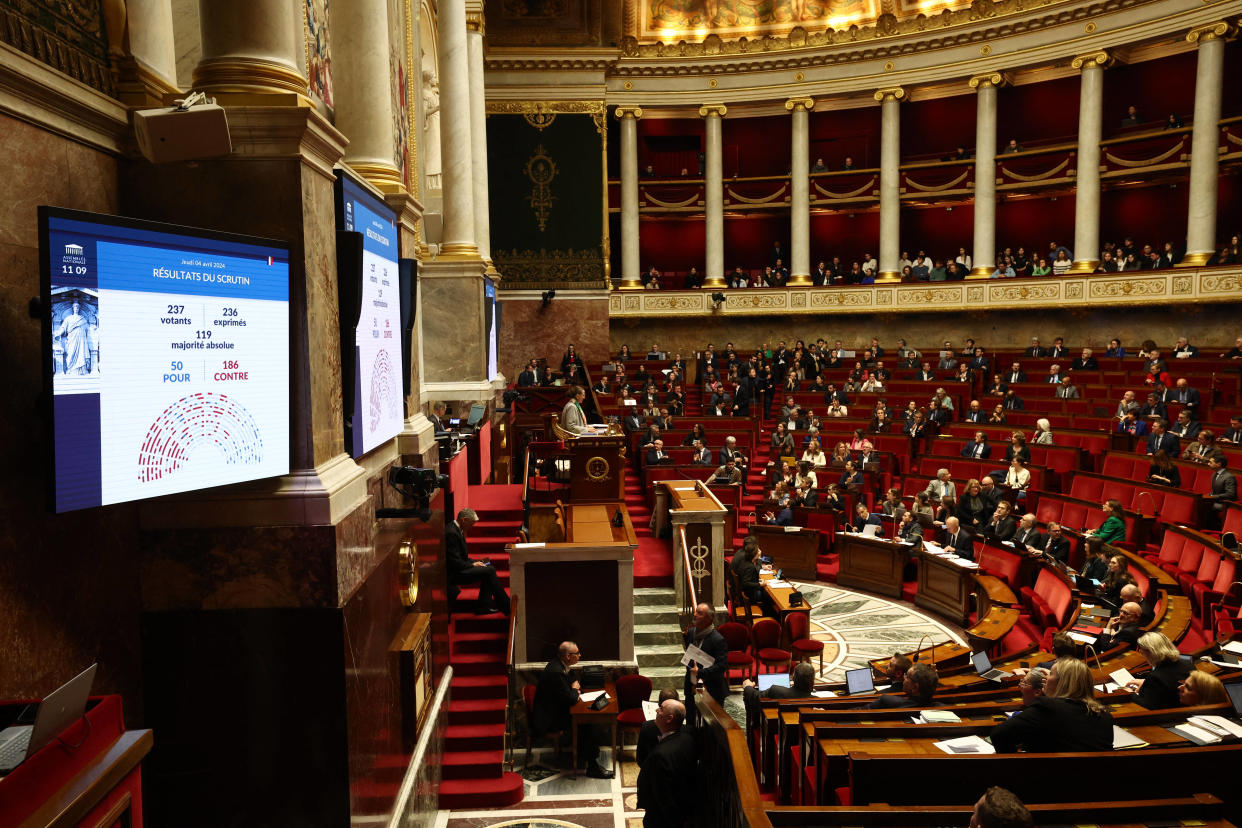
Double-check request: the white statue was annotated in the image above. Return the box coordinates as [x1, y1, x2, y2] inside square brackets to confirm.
[420, 62, 442, 186]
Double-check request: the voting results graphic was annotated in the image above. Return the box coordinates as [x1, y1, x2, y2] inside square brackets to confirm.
[44, 210, 290, 512]
[340, 181, 403, 456]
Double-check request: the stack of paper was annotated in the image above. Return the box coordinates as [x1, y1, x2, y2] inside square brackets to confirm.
[1223, 641, 1242, 656]
[1067, 631, 1097, 644]
[918, 710, 962, 723]
[1189, 715, 1242, 738]
[579, 690, 607, 703]
[767, 580, 792, 589]
[933, 735, 995, 754]
[811, 689, 838, 698]
[1108, 667, 1136, 688]
[1112, 726, 1148, 750]
[1170, 722, 1221, 744]
[641, 700, 659, 721]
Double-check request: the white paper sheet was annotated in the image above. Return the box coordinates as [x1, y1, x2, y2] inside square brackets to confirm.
[642, 700, 659, 721]
[933, 735, 995, 754]
[579, 690, 606, 703]
[1191, 715, 1242, 739]
[682, 643, 711, 667]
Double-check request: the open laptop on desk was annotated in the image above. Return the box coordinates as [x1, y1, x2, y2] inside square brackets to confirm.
[758, 674, 790, 692]
[0, 663, 96, 774]
[971, 651, 1010, 682]
[844, 667, 876, 695]
[1227, 682, 1242, 715]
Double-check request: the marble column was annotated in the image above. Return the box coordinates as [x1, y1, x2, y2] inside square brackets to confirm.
[436, 0, 478, 259]
[1180, 23, 1234, 267]
[126, 0, 177, 85]
[616, 107, 644, 289]
[875, 87, 905, 282]
[1069, 51, 1109, 274]
[332, 0, 404, 193]
[968, 72, 1003, 279]
[786, 98, 814, 286]
[193, 0, 308, 97]
[467, 9, 494, 267]
[701, 104, 728, 289]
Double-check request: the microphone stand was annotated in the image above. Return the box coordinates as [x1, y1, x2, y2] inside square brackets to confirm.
[914, 634, 931, 664]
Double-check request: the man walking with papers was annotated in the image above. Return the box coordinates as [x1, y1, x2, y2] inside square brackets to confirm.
[683, 603, 729, 723]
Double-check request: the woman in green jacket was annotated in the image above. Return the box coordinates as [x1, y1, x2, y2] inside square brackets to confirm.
[1089, 499, 1127, 545]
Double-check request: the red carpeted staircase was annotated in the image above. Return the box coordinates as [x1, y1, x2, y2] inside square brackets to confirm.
[438, 485, 524, 810]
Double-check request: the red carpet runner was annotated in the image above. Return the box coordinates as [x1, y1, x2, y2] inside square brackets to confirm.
[439, 484, 524, 810]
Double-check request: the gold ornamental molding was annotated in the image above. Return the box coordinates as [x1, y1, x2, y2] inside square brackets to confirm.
[874, 87, 906, 103]
[615, 106, 644, 119]
[191, 56, 311, 100]
[607, 267, 1242, 318]
[968, 71, 1007, 89]
[1186, 22, 1235, 44]
[465, 0, 486, 34]
[1070, 50, 1112, 70]
[699, 104, 728, 117]
[784, 98, 815, 112]
[485, 100, 607, 116]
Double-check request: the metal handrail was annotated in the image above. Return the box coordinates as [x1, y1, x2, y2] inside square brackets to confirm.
[386, 666, 453, 828]
[680, 525, 698, 621]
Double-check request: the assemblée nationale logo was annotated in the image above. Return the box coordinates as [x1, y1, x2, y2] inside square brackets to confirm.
[62, 243, 87, 266]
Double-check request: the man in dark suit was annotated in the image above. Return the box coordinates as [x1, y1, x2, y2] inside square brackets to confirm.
[764, 503, 793, 526]
[1005, 362, 1028, 384]
[961, 431, 991, 459]
[1012, 513, 1045, 552]
[1042, 522, 1071, 564]
[796, 480, 818, 509]
[646, 439, 671, 465]
[916, 362, 938, 381]
[636, 700, 696, 827]
[1168, 411, 1201, 440]
[1003, 391, 1025, 410]
[429, 401, 449, 432]
[964, 401, 987, 423]
[942, 517, 975, 561]
[1119, 584, 1156, 627]
[533, 641, 613, 778]
[970, 348, 991, 375]
[446, 508, 510, 615]
[1071, 348, 1099, 371]
[981, 502, 1018, 543]
[824, 384, 850, 406]
[1219, 415, 1242, 445]
[1047, 338, 1069, 359]
[690, 440, 712, 466]
[867, 662, 939, 709]
[1208, 452, 1238, 521]
[1172, 378, 1201, 411]
[1045, 364, 1065, 384]
[1093, 602, 1143, 651]
[683, 603, 729, 723]
[623, 410, 644, 434]
[1145, 419, 1179, 456]
[720, 436, 748, 471]
[1024, 339, 1047, 357]
[741, 662, 816, 729]
[636, 688, 681, 767]
[517, 359, 546, 387]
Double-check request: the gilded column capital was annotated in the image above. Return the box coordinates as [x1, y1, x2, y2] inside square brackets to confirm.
[873, 87, 905, 103]
[968, 71, 1006, 90]
[698, 104, 728, 118]
[784, 98, 815, 113]
[465, 0, 485, 32]
[615, 106, 644, 119]
[1071, 50, 1111, 70]
[1186, 21, 1235, 44]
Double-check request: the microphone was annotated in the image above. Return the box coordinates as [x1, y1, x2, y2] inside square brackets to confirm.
[1083, 643, 1103, 675]
[914, 634, 932, 663]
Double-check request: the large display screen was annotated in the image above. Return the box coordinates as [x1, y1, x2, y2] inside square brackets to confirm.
[40, 208, 291, 513]
[337, 174, 403, 456]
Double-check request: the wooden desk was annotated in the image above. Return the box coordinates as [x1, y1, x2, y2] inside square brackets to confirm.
[835, 531, 911, 599]
[916, 551, 977, 624]
[571, 681, 618, 773]
[567, 504, 617, 543]
[750, 524, 821, 581]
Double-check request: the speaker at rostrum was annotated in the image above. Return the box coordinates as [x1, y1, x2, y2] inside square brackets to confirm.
[133, 103, 232, 164]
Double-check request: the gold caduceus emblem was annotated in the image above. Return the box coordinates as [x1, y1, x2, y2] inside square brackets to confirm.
[524, 145, 558, 232]
[689, 536, 710, 595]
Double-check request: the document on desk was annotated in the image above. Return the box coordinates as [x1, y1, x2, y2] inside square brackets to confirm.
[1067, 631, 1097, 645]
[1190, 715, 1242, 739]
[1169, 723, 1221, 745]
[1222, 641, 1242, 656]
[1108, 667, 1136, 687]
[642, 700, 659, 721]
[682, 643, 712, 667]
[766, 580, 792, 589]
[578, 690, 607, 704]
[918, 710, 962, 723]
[1111, 726, 1148, 750]
[933, 735, 995, 754]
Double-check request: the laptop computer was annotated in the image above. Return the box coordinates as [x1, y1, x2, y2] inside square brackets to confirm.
[758, 674, 791, 692]
[0, 663, 97, 774]
[1227, 682, 1242, 715]
[971, 651, 1010, 682]
[845, 667, 876, 695]
[467, 403, 487, 427]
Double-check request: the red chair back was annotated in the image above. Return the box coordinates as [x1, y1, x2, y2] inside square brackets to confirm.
[718, 621, 752, 652]
[615, 674, 653, 711]
[786, 611, 810, 641]
[752, 618, 782, 648]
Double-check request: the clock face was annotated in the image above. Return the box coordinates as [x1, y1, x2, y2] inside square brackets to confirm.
[399, 541, 418, 606]
[585, 456, 611, 482]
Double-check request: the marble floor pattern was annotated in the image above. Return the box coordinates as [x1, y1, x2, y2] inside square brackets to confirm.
[434, 582, 966, 827]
